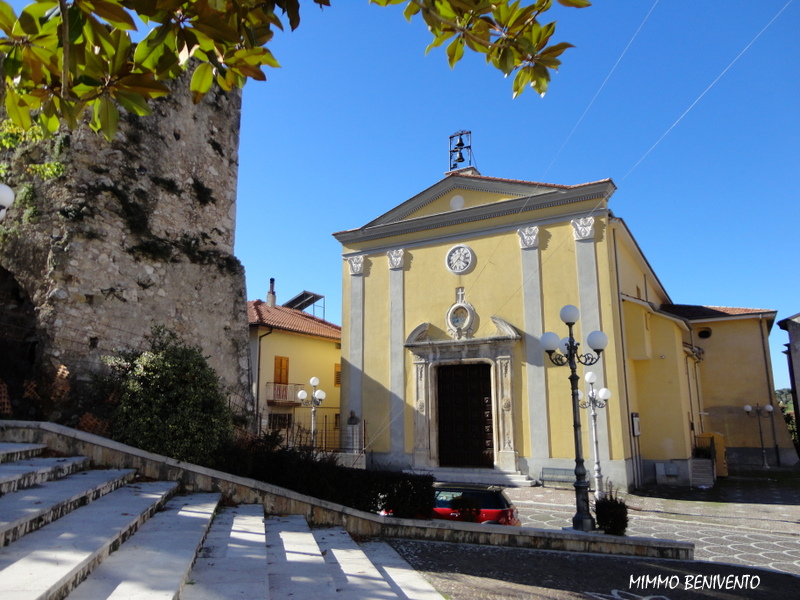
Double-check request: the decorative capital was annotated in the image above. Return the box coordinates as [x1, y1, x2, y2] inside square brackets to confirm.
[517, 226, 539, 249]
[572, 217, 595, 241]
[387, 248, 404, 270]
[347, 255, 364, 275]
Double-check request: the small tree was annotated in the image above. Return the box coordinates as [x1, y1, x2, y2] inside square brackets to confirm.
[108, 327, 233, 466]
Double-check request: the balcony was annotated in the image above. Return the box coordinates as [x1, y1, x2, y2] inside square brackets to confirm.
[264, 382, 305, 406]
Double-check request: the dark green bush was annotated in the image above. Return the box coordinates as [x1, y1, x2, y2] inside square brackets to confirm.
[108, 327, 233, 466]
[593, 482, 628, 536]
[216, 434, 435, 517]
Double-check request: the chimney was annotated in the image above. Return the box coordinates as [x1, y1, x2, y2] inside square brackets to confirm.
[267, 278, 276, 307]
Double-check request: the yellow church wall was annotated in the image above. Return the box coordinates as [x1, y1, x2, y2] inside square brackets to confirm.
[626, 313, 693, 460]
[360, 259, 392, 453]
[594, 223, 628, 462]
[539, 220, 585, 459]
[402, 189, 512, 219]
[695, 317, 794, 451]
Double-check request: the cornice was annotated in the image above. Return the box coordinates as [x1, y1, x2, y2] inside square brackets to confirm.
[335, 181, 614, 246]
[340, 206, 610, 258]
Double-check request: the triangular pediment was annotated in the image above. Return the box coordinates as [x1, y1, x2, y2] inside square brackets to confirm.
[365, 172, 565, 228]
[333, 171, 615, 245]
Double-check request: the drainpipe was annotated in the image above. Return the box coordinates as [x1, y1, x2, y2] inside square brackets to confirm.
[612, 225, 640, 489]
[760, 315, 781, 466]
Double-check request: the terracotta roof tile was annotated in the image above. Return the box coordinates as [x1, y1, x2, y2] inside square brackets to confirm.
[660, 304, 777, 320]
[248, 300, 341, 340]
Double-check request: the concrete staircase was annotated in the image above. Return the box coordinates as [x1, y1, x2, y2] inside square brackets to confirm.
[690, 458, 715, 489]
[0, 442, 443, 600]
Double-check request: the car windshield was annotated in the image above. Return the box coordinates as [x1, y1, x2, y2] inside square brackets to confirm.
[434, 489, 508, 509]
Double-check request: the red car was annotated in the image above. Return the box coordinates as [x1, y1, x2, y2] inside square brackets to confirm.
[432, 483, 521, 526]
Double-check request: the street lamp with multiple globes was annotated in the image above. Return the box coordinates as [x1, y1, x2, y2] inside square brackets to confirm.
[540, 304, 608, 532]
[579, 372, 612, 501]
[743, 403, 773, 469]
[297, 377, 326, 448]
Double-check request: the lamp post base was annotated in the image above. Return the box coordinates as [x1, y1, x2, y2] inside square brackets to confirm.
[572, 514, 596, 532]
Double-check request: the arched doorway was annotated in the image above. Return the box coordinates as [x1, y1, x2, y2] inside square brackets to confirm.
[437, 363, 493, 468]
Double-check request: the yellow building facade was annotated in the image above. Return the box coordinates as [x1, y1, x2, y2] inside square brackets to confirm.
[248, 281, 342, 449]
[334, 169, 796, 488]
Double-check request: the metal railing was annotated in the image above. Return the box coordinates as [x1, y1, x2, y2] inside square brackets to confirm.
[264, 415, 367, 454]
[263, 382, 305, 405]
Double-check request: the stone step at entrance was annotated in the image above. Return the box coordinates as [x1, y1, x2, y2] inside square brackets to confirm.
[0, 442, 444, 600]
[408, 466, 533, 487]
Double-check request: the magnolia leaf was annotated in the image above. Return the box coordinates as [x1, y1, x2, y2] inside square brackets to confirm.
[557, 0, 592, 7]
[231, 62, 265, 81]
[114, 89, 153, 116]
[92, 95, 120, 141]
[190, 61, 214, 103]
[4, 87, 33, 130]
[109, 28, 133, 74]
[0, 0, 16, 35]
[116, 73, 170, 96]
[90, 0, 138, 31]
[66, 4, 85, 43]
[446, 37, 464, 69]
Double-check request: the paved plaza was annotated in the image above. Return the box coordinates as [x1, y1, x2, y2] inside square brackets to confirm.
[390, 468, 800, 599]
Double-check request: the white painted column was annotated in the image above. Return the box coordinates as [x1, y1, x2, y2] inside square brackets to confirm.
[518, 226, 550, 465]
[387, 249, 406, 462]
[345, 256, 365, 452]
[572, 217, 610, 467]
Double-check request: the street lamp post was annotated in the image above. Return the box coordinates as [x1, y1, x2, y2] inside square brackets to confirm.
[297, 377, 326, 448]
[579, 372, 612, 501]
[541, 304, 608, 532]
[743, 403, 773, 469]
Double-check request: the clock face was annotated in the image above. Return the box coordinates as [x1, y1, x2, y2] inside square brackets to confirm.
[446, 245, 473, 274]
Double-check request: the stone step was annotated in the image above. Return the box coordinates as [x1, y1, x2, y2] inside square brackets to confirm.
[266, 514, 339, 598]
[313, 526, 443, 599]
[0, 480, 178, 600]
[66, 493, 220, 600]
[0, 468, 136, 546]
[0, 443, 47, 464]
[358, 539, 445, 600]
[265, 514, 444, 600]
[408, 467, 533, 487]
[0, 456, 92, 494]
[182, 504, 268, 600]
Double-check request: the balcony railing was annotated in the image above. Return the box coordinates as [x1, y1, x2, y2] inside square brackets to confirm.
[264, 382, 305, 406]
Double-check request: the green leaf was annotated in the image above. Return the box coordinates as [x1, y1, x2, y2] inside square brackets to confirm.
[4, 87, 32, 130]
[115, 72, 170, 96]
[0, 0, 16, 35]
[92, 95, 120, 141]
[114, 90, 153, 116]
[190, 61, 214, 104]
[90, 0, 138, 31]
[556, 0, 591, 8]
[67, 4, 86, 43]
[446, 37, 464, 69]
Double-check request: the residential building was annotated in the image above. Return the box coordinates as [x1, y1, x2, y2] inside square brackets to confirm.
[248, 279, 342, 448]
[333, 168, 796, 488]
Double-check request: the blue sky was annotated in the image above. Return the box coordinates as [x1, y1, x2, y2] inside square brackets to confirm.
[6, 1, 797, 388]
[233, 1, 798, 389]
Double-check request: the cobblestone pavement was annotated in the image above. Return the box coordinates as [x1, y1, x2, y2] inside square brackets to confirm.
[389, 468, 800, 600]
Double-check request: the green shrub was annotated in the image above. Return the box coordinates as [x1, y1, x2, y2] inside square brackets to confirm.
[215, 433, 435, 517]
[593, 482, 628, 536]
[108, 327, 233, 466]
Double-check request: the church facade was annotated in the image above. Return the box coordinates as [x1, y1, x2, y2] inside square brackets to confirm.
[333, 168, 795, 489]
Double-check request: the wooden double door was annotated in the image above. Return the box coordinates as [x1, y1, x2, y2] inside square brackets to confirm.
[437, 363, 494, 468]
